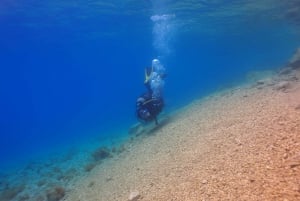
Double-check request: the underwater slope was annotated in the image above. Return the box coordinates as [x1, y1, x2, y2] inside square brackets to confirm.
[64, 53, 300, 200]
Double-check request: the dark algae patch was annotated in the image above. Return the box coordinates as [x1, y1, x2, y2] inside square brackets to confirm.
[83, 146, 115, 172]
[92, 146, 112, 161]
[84, 162, 97, 172]
[46, 186, 65, 201]
[0, 184, 25, 201]
[18, 193, 30, 201]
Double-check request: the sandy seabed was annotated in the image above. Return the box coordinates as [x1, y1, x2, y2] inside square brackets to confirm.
[64, 67, 300, 201]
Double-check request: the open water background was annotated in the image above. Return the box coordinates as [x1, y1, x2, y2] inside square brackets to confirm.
[0, 0, 300, 171]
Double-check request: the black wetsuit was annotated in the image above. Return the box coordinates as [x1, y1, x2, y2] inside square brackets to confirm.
[136, 92, 164, 125]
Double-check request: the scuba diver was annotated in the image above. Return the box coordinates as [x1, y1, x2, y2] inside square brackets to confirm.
[136, 59, 166, 125]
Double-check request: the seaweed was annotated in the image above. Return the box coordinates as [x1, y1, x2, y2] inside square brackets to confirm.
[37, 179, 47, 187]
[0, 179, 9, 191]
[111, 145, 126, 154]
[56, 168, 76, 182]
[35, 195, 45, 201]
[88, 181, 95, 187]
[46, 186, 65, 201]
[92, 147, 112, 161]
[84, 162, 97, 172]
[63, 168, 76, 181]
[0, 184, 26, 201]
[18, 193, 30, 201]
[52, 167, 62, 174]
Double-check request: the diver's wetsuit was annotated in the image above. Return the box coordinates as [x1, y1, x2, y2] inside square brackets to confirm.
[136, 59, 166, 125]
[136, 92, 164, 125]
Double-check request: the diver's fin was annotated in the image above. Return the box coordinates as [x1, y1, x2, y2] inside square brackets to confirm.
[144, 66, 153, 83]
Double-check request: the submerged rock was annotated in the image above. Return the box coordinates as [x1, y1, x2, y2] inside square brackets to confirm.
[246, 70, 275, 84]
[274, 81, 290, 91]
[128, 190, 141, 201]
[201, 179, 208, 184]
[278, 67, 293, 75]
[256, 80, 265, 85]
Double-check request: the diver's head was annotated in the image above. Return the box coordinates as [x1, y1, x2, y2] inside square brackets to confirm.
[137, 97, 145, 103]
[152, 59, 160, 67]
[152, 58, 165, 75]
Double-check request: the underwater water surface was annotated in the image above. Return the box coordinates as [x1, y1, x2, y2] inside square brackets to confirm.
[0, 0, 300, 188]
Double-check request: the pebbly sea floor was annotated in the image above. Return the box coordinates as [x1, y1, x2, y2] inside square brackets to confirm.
[1, 48, 300, 201]
[0, 134, 131, 201]
[0, 70, 282, 201]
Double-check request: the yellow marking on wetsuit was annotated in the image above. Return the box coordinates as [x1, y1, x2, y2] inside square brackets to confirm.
[143, 99, 155, 105]
[142, 98, 160, 105]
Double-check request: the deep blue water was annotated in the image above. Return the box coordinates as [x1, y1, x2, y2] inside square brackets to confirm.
[0, 0, 300, 171]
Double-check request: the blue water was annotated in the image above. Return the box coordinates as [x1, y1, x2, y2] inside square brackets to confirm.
[0, 0, 300, 177]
